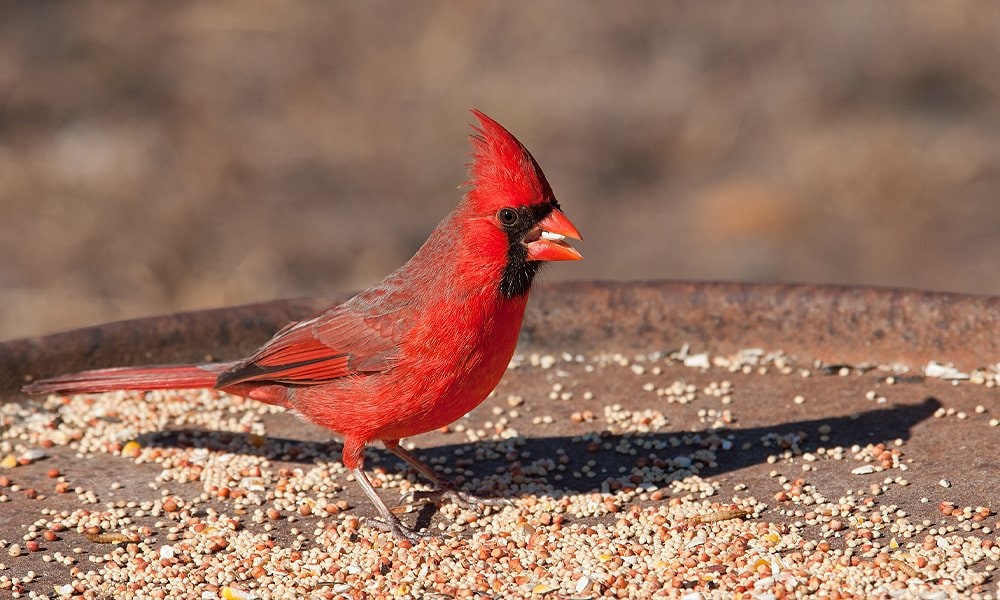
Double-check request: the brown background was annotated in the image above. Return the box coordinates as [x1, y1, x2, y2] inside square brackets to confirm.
[3, 2, 999, 341]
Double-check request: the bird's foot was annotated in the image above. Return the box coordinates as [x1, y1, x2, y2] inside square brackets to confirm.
[367, 517, 438, 543]
[439, 489, 512, 512]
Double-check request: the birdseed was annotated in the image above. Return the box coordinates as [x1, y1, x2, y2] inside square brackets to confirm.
[1, 347, 997, 598]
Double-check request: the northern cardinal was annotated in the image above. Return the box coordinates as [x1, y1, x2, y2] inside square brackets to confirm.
[24, 110, 582, 541]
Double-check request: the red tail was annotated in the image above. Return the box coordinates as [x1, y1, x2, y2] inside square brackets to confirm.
[22, 362, 238, 395]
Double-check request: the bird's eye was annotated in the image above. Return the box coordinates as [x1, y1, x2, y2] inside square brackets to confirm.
[497, 207, 519, 227]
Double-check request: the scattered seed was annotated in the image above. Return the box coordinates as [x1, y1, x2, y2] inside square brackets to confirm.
[84, 532, 130, 544]
[891, 558, 920, 578]
[686, 507, 752, 525]
[2, 347, 995, 598]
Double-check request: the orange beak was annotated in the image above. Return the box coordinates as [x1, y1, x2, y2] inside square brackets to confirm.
[525, 208, 583, 262]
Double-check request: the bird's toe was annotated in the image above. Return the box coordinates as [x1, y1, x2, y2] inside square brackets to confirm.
[441, 489, 511, 512]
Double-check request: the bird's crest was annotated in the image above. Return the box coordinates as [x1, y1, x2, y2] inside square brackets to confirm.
[466, 109, 555, 210]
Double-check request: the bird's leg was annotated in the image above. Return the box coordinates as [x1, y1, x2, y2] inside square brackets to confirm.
[383, 440, 509, 511]
[351, 467, 435, 543]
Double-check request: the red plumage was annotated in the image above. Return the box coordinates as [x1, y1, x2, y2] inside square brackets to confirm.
[23, 110, 582, 541]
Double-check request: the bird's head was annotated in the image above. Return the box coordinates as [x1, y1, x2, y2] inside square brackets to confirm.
[464, 110, 582, 296]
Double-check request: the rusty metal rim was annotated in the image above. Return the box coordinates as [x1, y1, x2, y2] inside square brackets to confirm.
[3, 280, 998, 399]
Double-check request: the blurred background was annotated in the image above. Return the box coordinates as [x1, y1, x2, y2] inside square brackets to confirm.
[2, 2, 999, 341]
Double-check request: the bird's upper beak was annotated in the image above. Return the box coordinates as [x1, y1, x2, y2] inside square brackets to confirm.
[525, 208, 583, 262]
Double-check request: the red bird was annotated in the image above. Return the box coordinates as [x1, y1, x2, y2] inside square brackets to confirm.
[24, 110, 582, 541]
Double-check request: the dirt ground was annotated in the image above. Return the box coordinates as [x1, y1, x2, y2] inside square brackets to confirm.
[3, 2, 1000, 341]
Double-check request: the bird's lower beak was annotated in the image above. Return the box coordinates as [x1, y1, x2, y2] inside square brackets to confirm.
[525, 208, 583, 262]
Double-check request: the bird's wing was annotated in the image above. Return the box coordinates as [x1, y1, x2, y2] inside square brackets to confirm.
[215, 306, 405, 387]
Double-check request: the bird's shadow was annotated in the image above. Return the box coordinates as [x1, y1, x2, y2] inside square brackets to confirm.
[136, 397, 940, 527]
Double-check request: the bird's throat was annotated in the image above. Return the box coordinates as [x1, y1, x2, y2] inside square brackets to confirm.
[499, 242, 540, 298]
